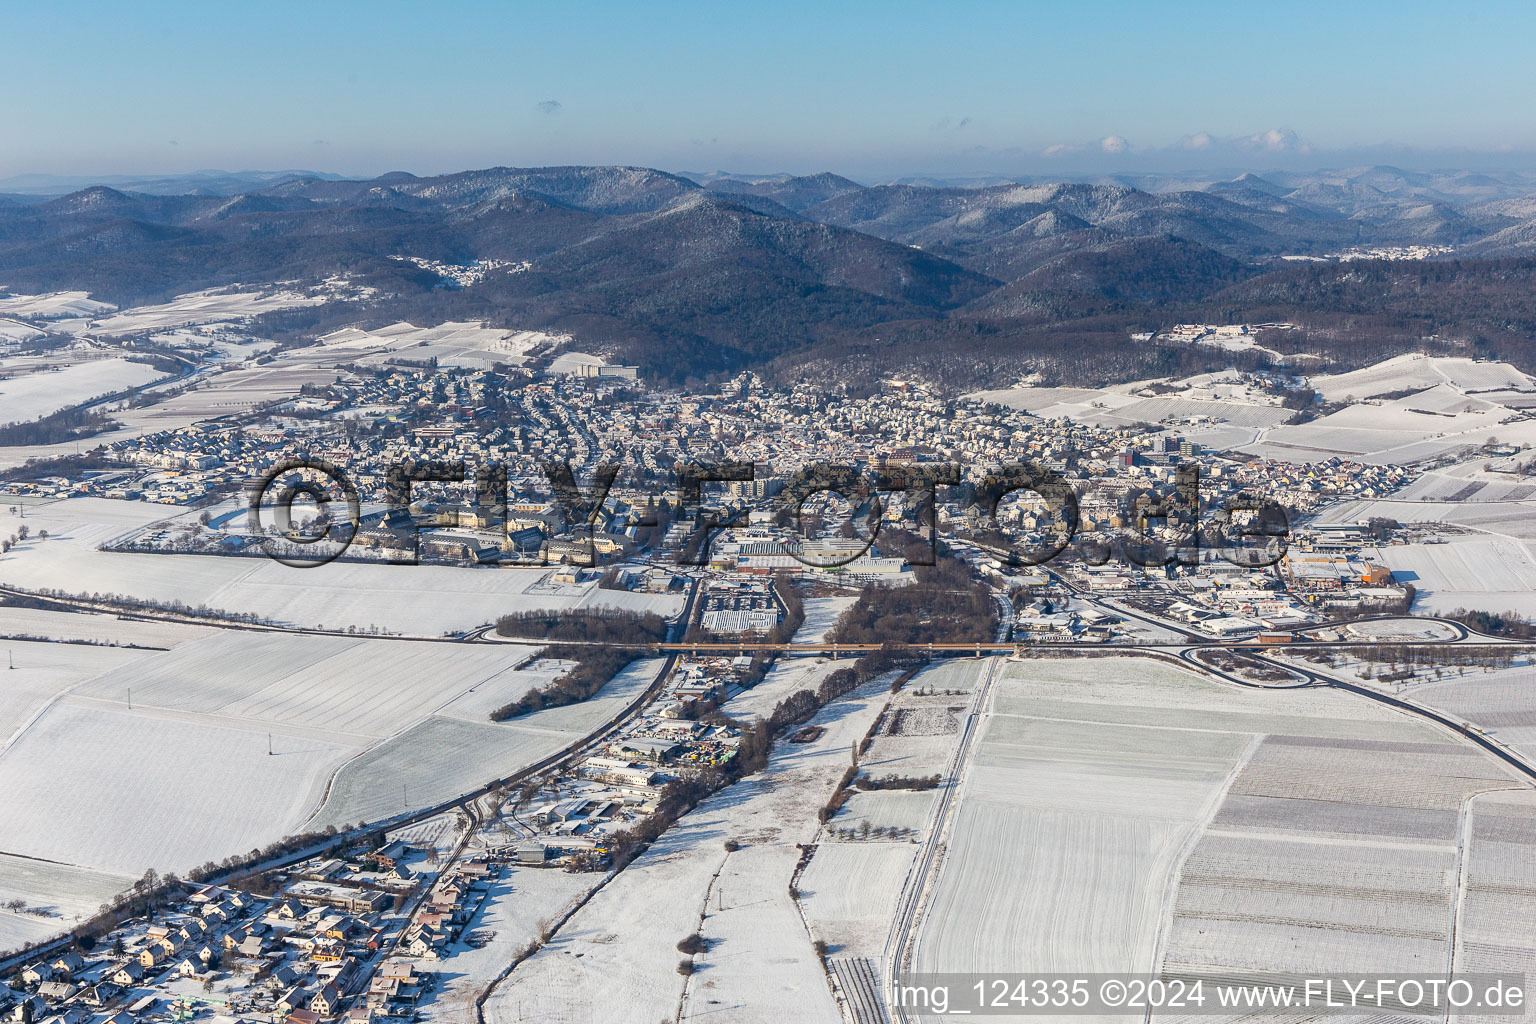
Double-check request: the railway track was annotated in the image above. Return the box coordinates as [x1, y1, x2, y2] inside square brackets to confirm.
[883, 654, 1001, 1024]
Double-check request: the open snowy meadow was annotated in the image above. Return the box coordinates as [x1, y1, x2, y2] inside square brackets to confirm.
[0, 632, 652, 889]
[0, 357, 167, 425]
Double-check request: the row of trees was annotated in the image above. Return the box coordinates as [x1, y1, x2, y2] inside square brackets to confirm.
[828, 557, 996, 647]
[489, 645, 641, 721]
[494, 609, 668, 645]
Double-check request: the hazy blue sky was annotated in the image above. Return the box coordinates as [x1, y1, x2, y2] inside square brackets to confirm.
[8, 0, 1536, 180]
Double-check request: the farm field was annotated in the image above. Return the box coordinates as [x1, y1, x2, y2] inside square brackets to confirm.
[1393, 467, 1536, 503]
[0, 854, 134, 955]
[88, 287, 326, 335]
[0, 291, 114, 319]
[910, 653, 1504, 1021]
[1216, 355, 1536, 464]
[835, 789, 935, 834]
[1412, 667, 1536, 764]
[1310, 355, 1536, 402]
[0, 363, 343, 469]
[0, 319, 45, 343]
[680, 843, 840, 1024]
[0, 638, 653, 898]
[0, 498, 684, 633]
[969, 382, 1287, 433]
[1154, 725, 1527, 1005]
[483, 677, 893, 1024]
[914, 661, 1254, 988]
[1369, 537, 1536, 615]
[0, 357, 166, 425]
[0, 638, 152, 746]
[316, 321, 556, 369]
[1453, 788, 1536, 1024]
[70, 631, 542, 739]
[799, 842, 916, 957]
[0, 701, 356, 876]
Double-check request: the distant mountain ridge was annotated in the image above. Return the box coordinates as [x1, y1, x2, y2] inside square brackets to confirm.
[6, 163, 1536, 385]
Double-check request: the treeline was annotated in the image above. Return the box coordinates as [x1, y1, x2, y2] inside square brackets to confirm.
[0, 407, 115, 447]
[768, 571, 804, 643]
[1444, 608, 1536, 640]
[4, 586, 276, 626]
[489, 645, 641, 720]
[494, 609, 668, 645]
[853, 773, 941, 791]
[828, 557, 996, 646]
[1346, 643, 1531, 671]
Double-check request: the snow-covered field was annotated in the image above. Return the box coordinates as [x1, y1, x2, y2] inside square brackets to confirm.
[0, 318, 45, 344]
[0, 854, 133, 954]
[0, 632, 653, 890]
[89, 287, 326, 335]
[318, 322, 558, 369]
[915, 660, 1253, 984]
[0, 497, 683, 633]
[969, 373, 1289, 434]
[795, 596, 857, 643]
[0, 701, 355, 875]
[1370, 537, 1536, 615]
[1412, 666, 1536, 765]
[0, 291, 114, 319]
[1311, 354, 1536, 402]
[799, 842, 916, 957]
[1244, 398, 1515, 464]
[0, 364, 340, 469]
[0, 604, 218, 648]
[0, 357, 166, 425]
[835, 789, 935, 833]
[1160, 733, 1520, 988]
[307, 657, 665, 829]
[69, 631, 541, 739]
[911, 653, 1500, 1008]
[0, 638, 153, 746]
[1454, 788, 1536, 1015]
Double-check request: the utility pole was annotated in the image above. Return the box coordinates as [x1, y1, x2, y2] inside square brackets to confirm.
[7, 649, 13, 670]
[127, 687, 132, 710]
[267, 733, 273, 756]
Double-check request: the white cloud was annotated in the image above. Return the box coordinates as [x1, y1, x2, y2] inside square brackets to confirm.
[1180, 131, 1214, 150]
[1043, 143, 1080, 157]
[1100, 134, 1129, 154]
[1243, 127, 1309, 153]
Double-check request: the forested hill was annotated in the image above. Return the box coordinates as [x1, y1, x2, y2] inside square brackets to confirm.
[8, 164, 1536, 387]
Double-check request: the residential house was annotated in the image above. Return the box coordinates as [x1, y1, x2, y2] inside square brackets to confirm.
[35, 981, 78, 1002]
[20, 964, 54, 985]
[311, 983, 345, 1017]
[49, 953, 84, 975]
[111, 962, 145, 987]
[275, 985, 311, 1015]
